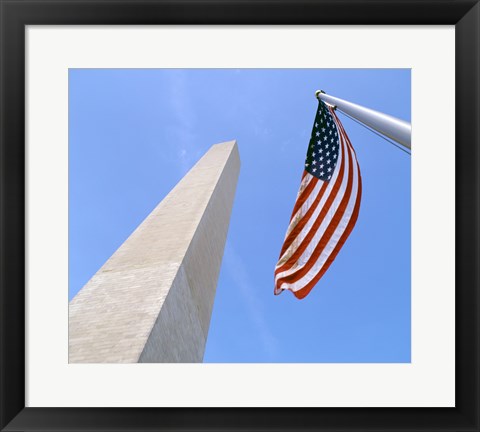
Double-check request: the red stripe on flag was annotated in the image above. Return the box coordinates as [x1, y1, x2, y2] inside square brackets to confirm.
[279, 180, 328, 258]
[293, 168, 362, 299]
[288, 174, 319, 223]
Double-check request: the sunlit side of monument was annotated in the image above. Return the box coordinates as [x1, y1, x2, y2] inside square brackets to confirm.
[69, 141, 240, 363]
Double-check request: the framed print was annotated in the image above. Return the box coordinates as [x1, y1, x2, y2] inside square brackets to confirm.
[1, 1, 479, 431]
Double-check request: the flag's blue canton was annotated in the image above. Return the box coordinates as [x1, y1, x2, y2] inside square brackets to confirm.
[305, 100, 340, 182]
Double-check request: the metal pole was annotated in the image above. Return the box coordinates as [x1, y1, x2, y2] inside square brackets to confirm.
[316, 90, 411, 149]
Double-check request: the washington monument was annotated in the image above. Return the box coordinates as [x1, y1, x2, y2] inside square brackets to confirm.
[69, 141, 240, 363]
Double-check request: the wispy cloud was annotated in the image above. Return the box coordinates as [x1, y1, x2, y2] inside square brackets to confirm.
[166, 71, 202, 175]
[224, 243, 279, 359]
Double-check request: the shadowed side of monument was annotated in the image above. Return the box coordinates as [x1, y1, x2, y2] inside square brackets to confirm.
[69, 141, 240, 363]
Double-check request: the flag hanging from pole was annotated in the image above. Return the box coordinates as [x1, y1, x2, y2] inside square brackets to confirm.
[274, 99, 362, 299]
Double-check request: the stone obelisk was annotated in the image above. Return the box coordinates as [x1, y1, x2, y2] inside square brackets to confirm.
[69, 141, 240, 363]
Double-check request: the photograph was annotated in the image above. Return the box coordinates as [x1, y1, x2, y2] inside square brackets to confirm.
[68, 68, 411, 363]
[2, 0, 479, 429]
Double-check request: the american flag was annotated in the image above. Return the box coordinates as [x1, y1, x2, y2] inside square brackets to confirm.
[274, 99, 362, 299]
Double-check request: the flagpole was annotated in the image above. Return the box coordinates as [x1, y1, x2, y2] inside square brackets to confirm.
[315, 90, 411, 150]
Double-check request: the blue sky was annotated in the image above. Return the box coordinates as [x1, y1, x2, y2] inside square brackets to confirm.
[69, 69, 411, 363]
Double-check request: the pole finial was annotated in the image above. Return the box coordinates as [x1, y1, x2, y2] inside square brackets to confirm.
[315, 90, 325, 99]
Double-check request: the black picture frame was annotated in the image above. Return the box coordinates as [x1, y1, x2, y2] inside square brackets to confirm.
[1, 1, 479, 431]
